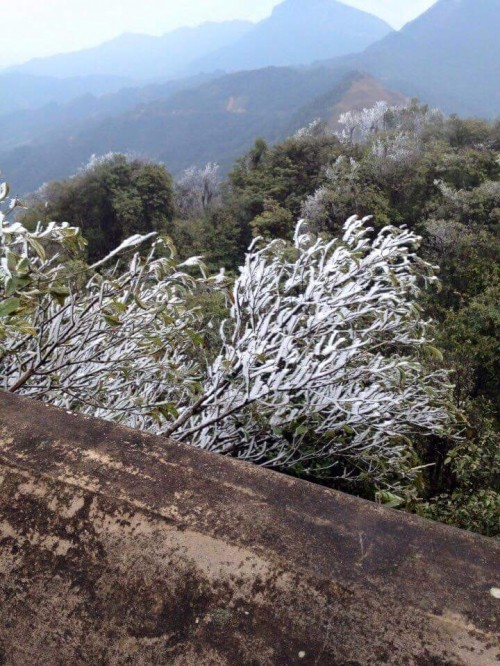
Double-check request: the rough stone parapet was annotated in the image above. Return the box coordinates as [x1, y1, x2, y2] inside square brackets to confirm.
[0, 391, 498, 665]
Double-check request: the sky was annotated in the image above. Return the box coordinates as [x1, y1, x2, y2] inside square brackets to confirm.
[1, 0, 437, 68]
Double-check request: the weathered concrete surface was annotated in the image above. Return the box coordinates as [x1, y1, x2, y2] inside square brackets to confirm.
[0, 392, 498, 666]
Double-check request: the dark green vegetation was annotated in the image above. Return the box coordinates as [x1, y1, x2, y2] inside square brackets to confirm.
[22, 108, 499, 536]
[22, 155, 175, 262]
[221, 115, 500, 536]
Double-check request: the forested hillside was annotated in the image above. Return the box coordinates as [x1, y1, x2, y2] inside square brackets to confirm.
[3, 103, 499, 536]
[0, 73, 218, 154]
[0, 70, 404, 194]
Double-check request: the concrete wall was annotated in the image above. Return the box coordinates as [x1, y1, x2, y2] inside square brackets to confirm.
[0, 391, 498, 665]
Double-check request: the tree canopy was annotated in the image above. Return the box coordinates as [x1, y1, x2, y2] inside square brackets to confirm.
[21, 153, 175, 262]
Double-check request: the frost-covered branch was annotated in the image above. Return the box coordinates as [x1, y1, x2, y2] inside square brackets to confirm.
[2, 177, 456, 489]
[175, 163, 221, 218]
[169, 217, 455, 487]
[337, 101, 443, 145]
[1, 195, 205, 427]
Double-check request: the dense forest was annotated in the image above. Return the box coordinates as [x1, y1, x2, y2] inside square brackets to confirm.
[1, 102, 499, 536]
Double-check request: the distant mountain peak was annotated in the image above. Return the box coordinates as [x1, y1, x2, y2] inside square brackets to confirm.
[191, 0, 392, 74]
[269, 0, 391, 22]
[274, 0, 381, 12]
[6, 3, 392, 85]
[400, 0, 499, 30]
[7, 21, 255, 81]
[329, 0, 500, 117]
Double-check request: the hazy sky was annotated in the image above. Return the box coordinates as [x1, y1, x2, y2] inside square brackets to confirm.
[2, 0, 437, 68]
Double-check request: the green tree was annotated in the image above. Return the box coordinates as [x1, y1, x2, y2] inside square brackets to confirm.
[422, 406, 500, 537]
[21, 154, 175, 262]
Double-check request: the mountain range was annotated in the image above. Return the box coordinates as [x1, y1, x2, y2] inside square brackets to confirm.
[1, 0, 498, 194]
[7, 1, 394, 82]
[327, 0, 500, 117]
[187, 0, 392, 73]
[7, 21, 253, 82]
[0, 72, 132, 117]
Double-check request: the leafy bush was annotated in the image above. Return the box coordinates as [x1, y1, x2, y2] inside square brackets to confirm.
[2, 181, 457, 491]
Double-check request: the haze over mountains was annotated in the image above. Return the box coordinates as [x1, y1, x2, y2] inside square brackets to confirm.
[1, 0, 499, 194]
[7, 1, 391, 82]
[330, 0, 500, 117]
[188, 0, 392, 72]
[7, 21, 254, 82]
[2, 0, 392, 114]
[0, 73, 132, 117]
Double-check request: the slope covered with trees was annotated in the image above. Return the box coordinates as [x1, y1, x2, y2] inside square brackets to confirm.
[0, 70, 403, 195]
[0, 73, 218, 154]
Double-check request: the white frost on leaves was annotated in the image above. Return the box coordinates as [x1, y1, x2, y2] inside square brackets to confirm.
[175, 162, 221, 218]
[171, 216, 454, 487]
[1, 195, 455, 489]
[294, 119, 329, 139]
[337, 102, 443, 145]
[90, 233, 158, 269]
[0, 182, 9, 202]
[0, 215, 205, 432]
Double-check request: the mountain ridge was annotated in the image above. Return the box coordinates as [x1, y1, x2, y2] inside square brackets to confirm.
[6, 0, 393, 88]
[322, 0, 500, 116]
[7, 21, 254, 82]
[0, 73, 219, 153]
[191, 0, 393, 73]
[0, 72, 134, 116]
[0, 68, 405, 194]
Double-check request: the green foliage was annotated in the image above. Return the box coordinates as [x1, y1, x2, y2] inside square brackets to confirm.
[20, 154, 175, 262]
[172, 207, 246, 274]
[0, 186, 86, 350]
[251, 200, 294, 240]
[183, 288, 230, 365]
[438, 286, 500, 412]
[421, 406, 500, 537]
[227, 133, 344, 245]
